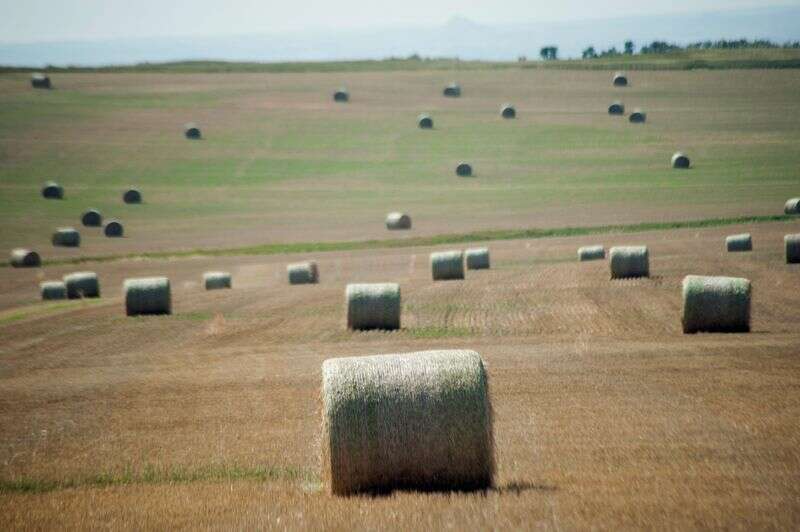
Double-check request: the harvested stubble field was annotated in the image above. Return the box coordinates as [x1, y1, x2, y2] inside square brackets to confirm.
[1, 66, 800, 529]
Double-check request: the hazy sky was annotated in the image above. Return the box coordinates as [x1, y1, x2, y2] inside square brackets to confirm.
[2, 0, 798, 43]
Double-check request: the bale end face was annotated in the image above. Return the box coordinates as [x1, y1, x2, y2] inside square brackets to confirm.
[321, 349, 494, 495]
[417, 115, 433, 129]
[500, 105, 516, 119]
[784, 198, 800, 215]
[613, 73, 628, 87]
[629, 110, 646, 123]
[333, 90, 349, 102]
[345, 283, 400, 330]
[455, 163, 473, 177]
[671, 153, 691, 169]
[386, 212, 411, 230]
[609, 246, 649, 279]
[41, 281, 67, 300]
[443, 85, 461, 97]
[204, 272, 232, 290]
[81, 209, 102, 227]
[682, 275, 751, 334]
[31, 74, 52, 89]
[578, 245, 605, 262]
[63, 272, 100, 299]
[465, 248, 490, 270]
[104, 221, 124, 238]
[10, 249, 41, 268]
[608, 102, 625, 115]
[288, 261, 319, 285]
[123, 189, 142, 204]
[726, 234, 752, 252]
[431, 250, 465, 281]
[785, 234, 800, 264]
[41, 182, 63, 199]
[184, 123, 201, 139]
[124, 277, 171, 316]
[52, 228, 81, 247]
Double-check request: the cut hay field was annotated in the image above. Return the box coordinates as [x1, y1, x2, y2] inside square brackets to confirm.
[1, 66, 800, 529]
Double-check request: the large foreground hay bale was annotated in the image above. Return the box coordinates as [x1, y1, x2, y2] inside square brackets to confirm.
[417, 114, 433, 129]
[386, 212, 411, 230]
[63, 272, 100, 299]
[204, 271, 231, 290]
[333, 89, 349, 102]
[726, 233, 752, 252]
[104, 220, 124, 237]
[81, 209, 102, 227]
[321, 349, 494, 495]
[443, 83, 461, 97]
[345, 283, 400, 330]
[10, 248, 40, 268]
[682, 275, 751, 333]
[500, 104, 516, 119]
[124, 277, 171, 316]
[613, 72, 628, 86]
[455, 162, 473, 177]
[52, 227, 80, 247]
[578, 245, 605, 261]
[608, 101, 625, 115]
[609, 246, 649, 279]
[785, 234, 800, 263]
[41, 181, 63, 199]
[31, 73, 52, 89]
[123, 188, 142, 204]
[41, 281, 67, 300]
[629, 109, 646, 123]
[288, 261, 319, 285]
[431, 250, 464, 280]
[671, 152, 691, 169]
[465, 248, 490, 270]
[784, 198, 800, 215]
[184, 123, 201, 139]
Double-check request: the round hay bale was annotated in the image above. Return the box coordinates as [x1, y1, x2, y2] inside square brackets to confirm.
[124, 277, 171, 316]
[500, 104, 516, 119]
[40, 281, 67, 300]
[671, 152, 691, 169]
[629, 109, 646, 123]
[288, 261, 319, 285]
[31, 73, 51, 89]
[51, 227, 80, 247]
[682, 275, 751, 334]
[203, 271, 231, 290]
[726, 233, 752, 252]
[81, 209, 102, 227]
[104, 220, 124, 238]
[333, 89, 349, 102]
[417, 114, 433, 129]
[465, 247, 490, 270]
[608, 101, 625, 115]
[321, 349, 494, 495]
[613, 72, 628, 87]
[10, 248, 40, 268]
[785, 234, 800, 264]
[578, 245, 605, 262]
[123, 188, 142, 204]
[456, 162, 473, 177]
[430, 250, 465, 281]
[41, 181, 63, 199]
[386, 212, 411, 230]
[184, 123, 201, 139]
[63, 272, 100, 299]
[609, 246, 649, 279]
[345, 283, 400, 330]
[443, 83, 461, 97]
[784, 198, 800, 215]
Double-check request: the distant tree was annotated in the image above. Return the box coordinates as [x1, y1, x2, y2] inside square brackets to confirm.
[539, 46, 558, 60]
[518, 55, 527, 62]
[624, 40, 634, 55]
[407, 53, 421, 61]
[582, 46, 597, 59]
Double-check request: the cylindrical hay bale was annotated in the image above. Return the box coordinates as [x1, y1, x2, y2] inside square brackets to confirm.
[184, 123, 201, 139]
[456, 162, 473, 177]
[500, 104, 516, 119]
[785, 234, 800, 264]
[629, 109, 646, 123]
[345, 283, 400, 330]
[671, 152, 691, 169]
[10, 248, 40, 268]
[321, 349, 494, 495]
[682, 275, 751, 334]
[333, 89, 349, 102]
[104, 220, 124, 237]
[124, 277, 171, 316]
[578, 245, 605, 261]
[431, 250, 465, 281]
[63, 272, 100, 299]
[608, 101, 625, 115]
[417, 114, 433, 129]
[443, 83, 461, 97]
[31, 73, 52, 89]
[465, 247, 490, 270]
[41, 181, 63, 199]
[81, 209, 102, 227]
[726, 233, 752, 252]
[123, 188, 142, 204]
[40, 281, 67, 300]
[609, 246, 649, 279]
[784, 198, 800, 215]
[612, 72, 628, 86]
[52, 227, 80, 247]
[288, 261, 319, 285]
[386, 212, 411, 230]
[204, 271, 232, 290]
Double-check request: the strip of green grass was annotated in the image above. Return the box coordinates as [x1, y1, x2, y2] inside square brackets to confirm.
[10, 214, 792, 268]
